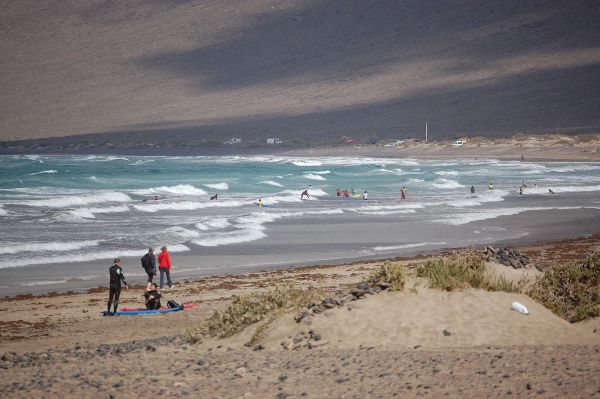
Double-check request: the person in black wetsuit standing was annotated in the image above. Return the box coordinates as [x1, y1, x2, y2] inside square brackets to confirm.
[107, 258, 128, 315]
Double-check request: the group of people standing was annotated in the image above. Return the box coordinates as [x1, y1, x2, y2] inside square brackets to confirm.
[105, 246, 174, 315]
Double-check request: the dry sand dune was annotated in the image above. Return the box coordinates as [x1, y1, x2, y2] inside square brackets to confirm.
[262, 288, 598, 350]
[2, 0, 600, 144]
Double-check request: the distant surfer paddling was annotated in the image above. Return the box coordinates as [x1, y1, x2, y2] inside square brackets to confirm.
[106, 258, 128, 316]
[210, 193, 219, 200]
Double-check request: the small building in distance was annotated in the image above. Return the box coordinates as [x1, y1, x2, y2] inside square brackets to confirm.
[224, 137, 242, 144]
[266, 138, 282, 144]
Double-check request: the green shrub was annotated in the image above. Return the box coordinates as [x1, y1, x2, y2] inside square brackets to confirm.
[369, 261, 406, 290]
[187, 286, 321, 341]
[417, 250, 526, 293]
[529, 252, 600, 322]
[416, 250, 486, 291]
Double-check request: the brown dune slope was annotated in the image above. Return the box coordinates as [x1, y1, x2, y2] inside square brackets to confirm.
[1, 0, 600, 143]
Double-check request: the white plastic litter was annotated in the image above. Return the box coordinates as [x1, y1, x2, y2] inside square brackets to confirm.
[511, 301, 529, 315]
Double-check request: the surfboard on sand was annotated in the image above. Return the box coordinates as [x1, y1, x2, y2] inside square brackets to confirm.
[100, 307, 184, 316]
[119, 303, 197, 311]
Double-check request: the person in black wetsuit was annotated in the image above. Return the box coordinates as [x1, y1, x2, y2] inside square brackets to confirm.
[144, 283, 162, 310]
[141, 247, 157, 290]
[106, 258, 128, 315]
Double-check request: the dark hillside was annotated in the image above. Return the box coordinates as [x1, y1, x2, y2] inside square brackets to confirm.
[1, 0, 599, 147]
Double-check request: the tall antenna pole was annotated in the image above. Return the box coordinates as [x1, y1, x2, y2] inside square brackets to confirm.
[425, 121, 428, 143]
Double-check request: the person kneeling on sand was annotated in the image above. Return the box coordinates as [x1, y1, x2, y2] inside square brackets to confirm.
[158, 246, 173, 290]
[106, 258, 128, 315]
[144, 283, 161, 310]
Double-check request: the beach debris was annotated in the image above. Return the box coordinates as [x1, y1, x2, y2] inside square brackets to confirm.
[484, 247, 530, 269]
[442, 329, 454, 336]
[511, 301, 529, 315]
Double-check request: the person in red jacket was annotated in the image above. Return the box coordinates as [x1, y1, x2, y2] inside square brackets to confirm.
[157, 246, 173, 289]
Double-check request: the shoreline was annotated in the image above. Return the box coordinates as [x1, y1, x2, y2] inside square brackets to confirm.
[3, 205, 599, 298]
[3, 233, 598, 301]
[1, 134, 599, 162]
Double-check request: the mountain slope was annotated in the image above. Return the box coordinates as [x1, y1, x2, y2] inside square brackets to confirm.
[1, 0, 599, 144]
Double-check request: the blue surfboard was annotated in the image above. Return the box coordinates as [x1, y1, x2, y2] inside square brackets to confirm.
[101, 307, 183, 316]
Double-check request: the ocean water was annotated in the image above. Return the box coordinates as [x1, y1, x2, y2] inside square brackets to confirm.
[1, 154, 599, 293]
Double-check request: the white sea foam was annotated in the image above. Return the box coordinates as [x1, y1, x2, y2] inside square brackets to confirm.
[291, 160, 323, 166]
[0, 205, 7, 216]
[132, 199, 249, 212]
[525, 185, 600, 194]
[204, 182, 229, 191]
[132, 184, 207, 196]
[260, 180, 284, 187]
[351, 203, 424, 212]
[307, 170, 331, 175]
[373, 241, 447, 251]
[29, 169, 57, 176]
[164, 226, 201, 240]
[21, 280, 68, 286]
[129, 159, 155, 165]
[355, 209, 417, 215]
[192, 209, 343, 247]
[304, 173, 327, 181]
[431, 178, 464, 189]
[86, 176, 98, 181]
[0, 240, 100, 255]
[24, 192, 132, 208]
[193, 229, 267, 247]
[195, 218, 231, 230]
[434, 171, 459, 176]
[442, 206, 586, 225]
[4, 244, 190, 268]
[67, 205, 130, 219]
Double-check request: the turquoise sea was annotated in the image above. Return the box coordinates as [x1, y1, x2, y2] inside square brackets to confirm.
[1, 154, 599, 294]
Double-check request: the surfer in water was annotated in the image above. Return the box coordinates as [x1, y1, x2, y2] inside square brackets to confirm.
[363, 190, 369, 200]
[210, 193, 219, 200]
[488, 182, 494, 190]
[519, 187, 523, 195]
[336, 188, 341, 197]
[549, 189, 555, 195]
[400, 186, 407, 200]
[257, 198, 263, 207]
[301, 189, 310, 200]
[106, 258, 128, 315]
[470, 185, 475, 194]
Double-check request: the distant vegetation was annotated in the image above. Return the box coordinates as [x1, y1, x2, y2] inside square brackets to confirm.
[529, 252, 600, 322]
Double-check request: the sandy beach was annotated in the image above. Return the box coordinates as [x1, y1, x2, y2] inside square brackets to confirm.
[277, 134, 600, 162]
[1, 235, 599, 398]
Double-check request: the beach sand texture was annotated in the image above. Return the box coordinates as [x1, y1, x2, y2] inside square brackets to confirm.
[1, 237, 599, 397]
